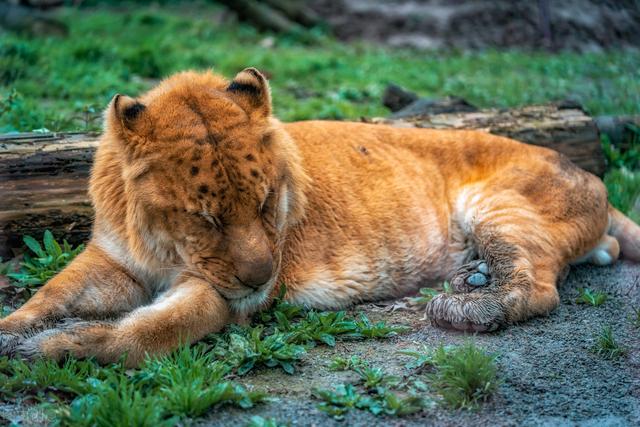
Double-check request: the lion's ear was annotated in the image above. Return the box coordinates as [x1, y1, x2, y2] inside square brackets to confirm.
[105, 94, 149, 138]
[226, 67, 272, 118]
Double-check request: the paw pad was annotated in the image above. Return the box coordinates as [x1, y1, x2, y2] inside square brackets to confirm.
[451, 260, 491, 293]
[467, 272, 488, 286]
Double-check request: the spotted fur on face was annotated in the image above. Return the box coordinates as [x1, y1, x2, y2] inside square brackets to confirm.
[107, 69, 310, 302]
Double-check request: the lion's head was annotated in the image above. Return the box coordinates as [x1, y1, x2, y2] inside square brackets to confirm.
[98, 69, 310, 309]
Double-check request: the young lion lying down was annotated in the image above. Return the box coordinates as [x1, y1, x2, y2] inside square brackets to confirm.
[1, 69, 638, 366]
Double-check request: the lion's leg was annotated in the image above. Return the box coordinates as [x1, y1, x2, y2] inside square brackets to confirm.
[14, 276, 229, 367]
[0, 244, 148, 355]
[427, 219, 564, 332]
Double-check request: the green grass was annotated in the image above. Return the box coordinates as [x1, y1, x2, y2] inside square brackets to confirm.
[1, 4, 639, 133]
[401, 342, 499, 409]
[575, 288, 608, 307]
[0, 345, 268, 426]
[591, 326, 626, 359]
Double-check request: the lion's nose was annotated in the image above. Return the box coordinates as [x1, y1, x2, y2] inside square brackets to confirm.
[235, 254, 273, 289]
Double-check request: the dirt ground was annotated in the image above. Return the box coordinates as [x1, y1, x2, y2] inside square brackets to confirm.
[204, 261, 640, 426]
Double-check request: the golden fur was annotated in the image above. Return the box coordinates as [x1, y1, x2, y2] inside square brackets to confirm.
[1, 69, 639, 366]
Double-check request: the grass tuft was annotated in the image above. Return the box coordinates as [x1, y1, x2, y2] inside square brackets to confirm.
[592, 326, 626, 359]
[402, 342, 499, 409]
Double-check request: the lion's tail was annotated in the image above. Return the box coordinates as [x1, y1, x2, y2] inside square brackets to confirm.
[609, 205, 640, 262]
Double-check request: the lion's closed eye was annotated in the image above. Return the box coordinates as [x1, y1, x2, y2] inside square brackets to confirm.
[198, 211, 223, 231]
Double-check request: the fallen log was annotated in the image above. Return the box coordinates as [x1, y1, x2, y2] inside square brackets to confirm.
[217, 0, 321, 34]
[0, 104, 604, 257]
[0, 132, 97, 257]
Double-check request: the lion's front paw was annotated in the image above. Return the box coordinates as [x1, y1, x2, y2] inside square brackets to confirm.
[14, 319, 114, 362]
[450, 260, 492, 293]
[425, 292, 505, 333]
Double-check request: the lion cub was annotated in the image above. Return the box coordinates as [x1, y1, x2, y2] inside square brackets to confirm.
[1, 69, 638, 366]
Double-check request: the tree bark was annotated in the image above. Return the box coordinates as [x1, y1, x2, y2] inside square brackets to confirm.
[217, 0, 321, 33]
[0, 105, 605, 257]
[217, 0, 301, 33]
[0, 132, 96, 257]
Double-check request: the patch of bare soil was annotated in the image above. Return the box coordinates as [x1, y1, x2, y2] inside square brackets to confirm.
[205, 261, 640, 426]
[310, 0, 640, 51]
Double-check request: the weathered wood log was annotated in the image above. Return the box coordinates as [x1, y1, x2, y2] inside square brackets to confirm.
[0, 105, 605, 257]
[218, 0, 301, 34]
[217, 0, 321, 33]
[0, 132, 97, 257]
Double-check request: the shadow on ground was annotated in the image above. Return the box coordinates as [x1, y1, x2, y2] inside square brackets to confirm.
[208, 261, 640, 426]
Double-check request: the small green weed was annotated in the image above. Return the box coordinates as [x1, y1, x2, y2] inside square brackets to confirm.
[632, 307, 640, 328]
[328, 355, 368, 371]
[0, 357, 103, 397]
[314, 382, 425, 419]
[211, 308, 407, 375]
[408, 282, 454, 306]
[592, 326, 626, 359]
[212, 326, 306, 375]
[576, 288, 608, 307]
[247, 416, 288, 427]
[443, 281, 453, 294]
[398, 344, 434, 370]
[429, 343, 499, 409]
[351, 313, 410, 339]
[408, 287, 440, 305]
[206, 287, 409, 376]
[7, 230, 84, 289]
[355, 366, 387, 388]
[313, 359, 426, 419]
[286, 310, 361, 346]
[314, 384, 364, 419]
